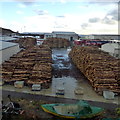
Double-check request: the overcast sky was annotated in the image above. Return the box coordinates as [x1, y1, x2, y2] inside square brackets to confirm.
[0, 0, 119, 34]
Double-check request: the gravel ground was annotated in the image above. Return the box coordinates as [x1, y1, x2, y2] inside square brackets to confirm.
[2, 91, 120, 120]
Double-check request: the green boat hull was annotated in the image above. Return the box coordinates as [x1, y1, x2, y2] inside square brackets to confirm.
[41, 101, 104, 119]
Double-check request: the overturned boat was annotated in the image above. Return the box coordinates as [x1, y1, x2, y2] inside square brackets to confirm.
[41, 100, 104, 119]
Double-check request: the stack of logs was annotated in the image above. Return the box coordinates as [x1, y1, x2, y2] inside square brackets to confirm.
[42, 37, 70, 48]
[1, 45, 52, 87]
[8, 37, 37, 49]
[69, 46, 120, 94]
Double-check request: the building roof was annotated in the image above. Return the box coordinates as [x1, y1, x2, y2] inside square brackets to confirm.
[0, 36, 17, 41]
[52, 31, 77, 34]
[21, 32, 51, 35]
[20, 31, 78, 36]
[0, 41, 18, 50]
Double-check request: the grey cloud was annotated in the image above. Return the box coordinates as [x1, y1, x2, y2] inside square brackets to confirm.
[87, 7, 118, 25]
[54, 25, 67, 28]
[78, 3, 89, 9]
[23, 2, 35, 6]
[13, 0, 119, 2]
[107, 8, 118, 21]
[89, 17, 101, 23]
[34, 9, 48, 15]
[101, 7, 119, 25]
[88, 2, 117, 6]
[86, 0, 119, 2]
[102, 16, 116, 24]
[81, 23, 89, 29]
[54, 22, 67, 28]
[14, 0, 37, 6]
[56, 16, 65, 18]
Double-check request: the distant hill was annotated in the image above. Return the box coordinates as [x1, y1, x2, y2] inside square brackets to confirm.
[0, 27, 18, 36]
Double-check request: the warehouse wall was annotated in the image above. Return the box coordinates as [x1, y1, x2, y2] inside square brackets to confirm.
[55, 34, 79, 41]
[0, 45, 20, 64]
[94, 35, 119, 40]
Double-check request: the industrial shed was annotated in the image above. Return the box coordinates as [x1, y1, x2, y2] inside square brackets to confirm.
[0, 41, 20, 64]
[52, 31, 79, 41]
[101, 42, 120, 59]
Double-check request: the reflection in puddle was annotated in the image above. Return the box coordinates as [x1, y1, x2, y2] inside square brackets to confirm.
[51, 48, 81, 98]
[52, 48, 72, 72]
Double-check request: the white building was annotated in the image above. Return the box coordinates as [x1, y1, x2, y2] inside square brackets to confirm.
[85, 34, 120, 40]
[44, 33, 53, 39]
[52, 31, 79, 41]
[0, 41, 20, 64]
[101, 42, 120, 59]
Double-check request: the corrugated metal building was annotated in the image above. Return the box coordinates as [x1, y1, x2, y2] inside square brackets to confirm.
[52, 31, 79, 41]
[0, 41, 20, 64]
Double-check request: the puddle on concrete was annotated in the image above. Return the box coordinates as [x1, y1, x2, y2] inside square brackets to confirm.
[51, 77, 77, 98]
[52, 48, 71, 70]
[51, 48, 84, 98]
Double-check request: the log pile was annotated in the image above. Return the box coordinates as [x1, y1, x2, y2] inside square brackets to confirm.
[2, 45, 52, 86]
[69, 46, 120, 94]
[42, 37, 70, 48]
[9, 37, 37, 49]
